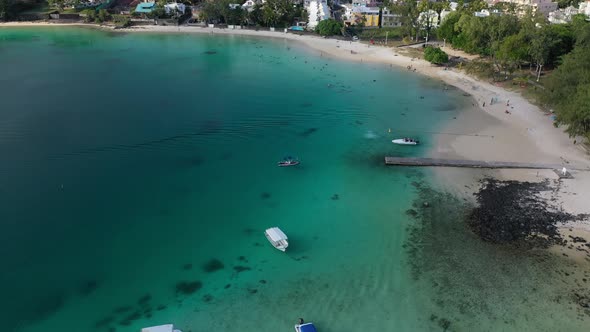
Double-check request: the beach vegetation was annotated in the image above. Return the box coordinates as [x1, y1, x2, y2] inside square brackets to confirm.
[201, 0, 244, 25]
[0, 0, 14, 21]
[423, 46, 448, 65]
[113, 14, 131, 28]
[358, 27, 403, 40]
[261, 0, 299, 27]
[388, 0, 421, 42]
[544, 23, 590, 139]
[95, 9, 105, 20]
[47, 0, 65, 11]
[315, 18, 343, 36]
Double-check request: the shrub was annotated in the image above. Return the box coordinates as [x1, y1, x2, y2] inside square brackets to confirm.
[423, 46, 449, 65]
[315, 19, 343, 36]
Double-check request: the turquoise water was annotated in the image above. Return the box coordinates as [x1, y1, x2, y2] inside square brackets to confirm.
[0, 27, 588, 332]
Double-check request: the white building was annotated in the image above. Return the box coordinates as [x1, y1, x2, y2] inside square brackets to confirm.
[474, 8, 501, 17]
[307, 0, 331, 29]
[381, 7, 402, 27]
[502, 0, 558, 17]
[418, 9, 439, 28]
[548, 6, 579, 23]
[580, 0, 590, 16]
[241, 0, 264, 12]
[164, 3, 186, 15]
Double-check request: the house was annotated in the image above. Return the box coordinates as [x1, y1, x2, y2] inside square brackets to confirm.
[342, 5, 379, 27]
[164, 3, 186, 15]
[135, 1, 155, 14]
[242, 0, 265, 12]
[418, 9, 439, 28]
[307, 0, 330, 29]
[501, 0, 558, 17]
[474, 9, 502, 17]
[548, 6, 579, 23]
[381, 7, 402, 27]
[580, 0, 590, 16]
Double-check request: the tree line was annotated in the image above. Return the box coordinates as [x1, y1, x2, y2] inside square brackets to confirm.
[199, 0, 307, 28]
[544, 23, 590, 139]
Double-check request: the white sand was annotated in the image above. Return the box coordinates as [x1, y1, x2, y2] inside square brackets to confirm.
[3, 22, 590, 233]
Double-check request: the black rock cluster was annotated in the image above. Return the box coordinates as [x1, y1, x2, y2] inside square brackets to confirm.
[468, 179, 588, 248]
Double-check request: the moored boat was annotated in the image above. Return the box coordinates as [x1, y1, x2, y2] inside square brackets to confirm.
[278, 156, 300, 167]
[295, 322, 318, 332]
[141, 324, 182, 332]
[392, 138, 419, 145]
[264, 227, 289, 252]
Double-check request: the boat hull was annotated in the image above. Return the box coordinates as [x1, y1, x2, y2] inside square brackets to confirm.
[278, 161, 300, 167]
[392, 139, 418, 145]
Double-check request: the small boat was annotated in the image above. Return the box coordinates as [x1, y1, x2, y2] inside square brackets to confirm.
[392, 138, 419, 145]
[264, 227, 289, 252]
[141, 324, 182, 332]
[278, 156, 300, 167]
[295, 322, 318, 332]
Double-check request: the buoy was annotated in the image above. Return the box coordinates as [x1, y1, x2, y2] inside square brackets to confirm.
[388, 128, 391, 133]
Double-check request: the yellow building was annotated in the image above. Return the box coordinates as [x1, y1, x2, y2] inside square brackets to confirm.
[363, 10, 380, 27]
[345, 6, 381, 27]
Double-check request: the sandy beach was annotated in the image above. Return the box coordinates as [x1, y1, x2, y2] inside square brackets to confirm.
[3, 21, 590, 231]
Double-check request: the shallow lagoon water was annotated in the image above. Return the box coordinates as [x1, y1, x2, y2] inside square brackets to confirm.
[0, 27, 588, 332]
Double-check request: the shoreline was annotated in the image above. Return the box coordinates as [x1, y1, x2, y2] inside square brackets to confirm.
[3, 22, 590, 231]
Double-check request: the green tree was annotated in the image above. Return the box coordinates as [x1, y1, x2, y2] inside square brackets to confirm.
[556, 0, 582, 8]
[0, 0, 14, 21]
[315, 18, 343, 36]
[544, 24, 590, 139]
[261, 0, 295, 27]
[246, 3, 263, 26]
[437, 11, 461, 43]
[423, 46, 448, 64]
[494, 34, 528, 78]
[81, 8, 96, 22]
[47, 0, 66, 11]
[467, 0, 488, 12]
[95, 9, 109, 23]
[417, 0, 440, 43]
[113, 14, 132, 28]
[389, 0, 420, 41]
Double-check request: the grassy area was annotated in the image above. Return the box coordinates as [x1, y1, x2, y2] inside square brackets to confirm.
[358, 27, 403, 40]
[396, 47, 424, 60]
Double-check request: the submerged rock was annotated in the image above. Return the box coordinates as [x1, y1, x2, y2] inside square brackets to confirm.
[202, 259, 224, 273]
[233, 265, 251, 273]
[175, 281, 202, 295]
[137, 294, 151, 305]
[79, 280, 99, 296]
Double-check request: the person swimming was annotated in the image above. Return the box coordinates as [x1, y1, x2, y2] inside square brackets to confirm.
[298, 318, 304, 324]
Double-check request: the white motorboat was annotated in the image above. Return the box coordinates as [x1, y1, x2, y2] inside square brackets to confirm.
[141, 324, 182, 332]
[392, 138, 419, 145]
[295, 322, 318, 332]
[264, 227, 289, 252]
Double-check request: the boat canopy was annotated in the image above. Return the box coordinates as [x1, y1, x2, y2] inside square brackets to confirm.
[266, 227, 288, 242]
[141, 325, 173, 332]
[299, 323, 318, 332]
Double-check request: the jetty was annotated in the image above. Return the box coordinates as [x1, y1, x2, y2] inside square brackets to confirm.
[384, 157, 574, 170]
